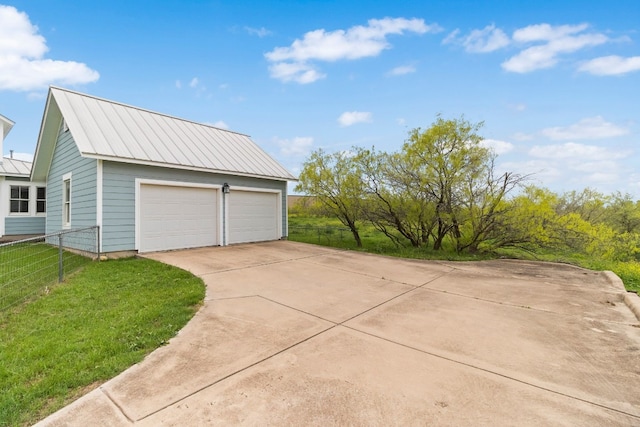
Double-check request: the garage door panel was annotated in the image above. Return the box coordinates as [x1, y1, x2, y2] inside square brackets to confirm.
[140, 185, 218, 252]
[229, 191, 278, 244]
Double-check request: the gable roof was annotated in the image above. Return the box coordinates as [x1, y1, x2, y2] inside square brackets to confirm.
[31, 87, 296, 182]
[0, 157, 31, 178]
[0, 114, 14, 140]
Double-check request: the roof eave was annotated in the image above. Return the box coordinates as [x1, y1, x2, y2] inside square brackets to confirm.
[30, 89, 62, 182]
[85, 153, 298, 182]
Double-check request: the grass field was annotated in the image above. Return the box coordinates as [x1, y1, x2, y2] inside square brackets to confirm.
[288, 214, 640, 295]
[0, 257, 205, 427]
[0, 243, 92, 311]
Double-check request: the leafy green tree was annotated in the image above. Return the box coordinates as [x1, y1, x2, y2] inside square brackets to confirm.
[400, 115, 520, 251]
[498, 186, 563, 250]
[357, 148, 435, 247]
[456, 157, 527, 253]
[296, 148, 364, 247]
[556, 188, 609, 223]
[604, 192, 640, 234]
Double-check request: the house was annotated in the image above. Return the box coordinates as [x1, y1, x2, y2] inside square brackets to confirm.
[0, 115, 46, 240]
[30, 87, 296, 254]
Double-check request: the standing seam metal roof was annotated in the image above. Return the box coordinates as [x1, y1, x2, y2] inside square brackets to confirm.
[49, 87, 296, 181]
[0, 157, 31, 177]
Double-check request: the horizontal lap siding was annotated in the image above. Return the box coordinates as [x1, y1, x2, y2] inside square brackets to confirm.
[102, 161, 288, 252]
[46, 125, 97, 235]
[4, 217, 45, 235]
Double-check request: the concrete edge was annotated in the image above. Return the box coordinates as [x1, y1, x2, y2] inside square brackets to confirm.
[602, 270, 627, 291]
[603, 270, 640, 322]
[624, 293, 640, 322]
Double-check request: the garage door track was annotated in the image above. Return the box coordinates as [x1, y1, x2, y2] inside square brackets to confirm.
[37, 241, 640, 426]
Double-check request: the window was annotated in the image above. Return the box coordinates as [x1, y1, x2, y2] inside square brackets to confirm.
[63, 178, 71, 227]
[10, 186, 29, 213]
[36, 187, 46, 213]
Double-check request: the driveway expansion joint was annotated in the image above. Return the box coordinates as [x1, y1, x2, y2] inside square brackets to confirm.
[340, 324, 640, 420]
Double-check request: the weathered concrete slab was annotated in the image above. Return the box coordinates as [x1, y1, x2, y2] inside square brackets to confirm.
[36, 241, 640, 426]
[138, 327, 638, 427]
[346, 286, 640, 417]
[199, 258, 416, 323]
[103, 296, 332, 421]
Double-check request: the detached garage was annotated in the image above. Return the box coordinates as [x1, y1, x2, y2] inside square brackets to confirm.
[30, 87, 296, 254]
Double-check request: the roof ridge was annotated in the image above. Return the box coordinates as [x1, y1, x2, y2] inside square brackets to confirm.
[49, 86, 250, 138]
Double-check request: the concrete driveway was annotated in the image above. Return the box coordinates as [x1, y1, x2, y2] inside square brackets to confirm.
[38, 241, 640, 426]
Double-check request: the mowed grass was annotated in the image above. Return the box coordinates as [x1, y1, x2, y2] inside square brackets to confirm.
[0, 257, 205, 427]
[289, 214, 640, 294]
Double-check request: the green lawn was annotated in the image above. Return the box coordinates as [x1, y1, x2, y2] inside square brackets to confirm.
[0, 257, 205, 427]
[288, 214, 640, 295]
[0, 242, 92, 311]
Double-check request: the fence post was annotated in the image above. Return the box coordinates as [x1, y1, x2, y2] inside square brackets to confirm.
[58, 234, 64, 283]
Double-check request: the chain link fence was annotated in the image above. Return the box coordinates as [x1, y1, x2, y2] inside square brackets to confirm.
[0, 226, 99, 312]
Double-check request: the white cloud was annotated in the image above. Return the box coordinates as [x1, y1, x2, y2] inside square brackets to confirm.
[175, 80, 182, 89]
[509, 103, 527, 112]
[500, 159, 562, 181]
[265, 17, 440, 83]
[397, 118, 407, 126]
[387, 65, 416, 76]
[578, 55, 640, 76]
[528, 142, 627, 160]
[445, 24, 510, 53]
[338, 111, 372, 127]
[502, 23, 609, 73]
[277, 136, 314, 157]
[512, 132, 535, 141]
[245, 26, 272, 38]
[189, 77, 199, 88]
[540, 116, 629, 140]
[208, 120, 229, 129]
[267, 61, 326, 84]
[480, 139, 514, 155]
[0, 5, 99, 91]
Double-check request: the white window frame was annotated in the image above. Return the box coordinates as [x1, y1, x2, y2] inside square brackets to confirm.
[9, 185, 30, 215]
[63, 172, 72, 229]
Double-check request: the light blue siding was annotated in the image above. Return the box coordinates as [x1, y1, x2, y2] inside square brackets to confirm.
[102, 161, 288, 252]
[4, 217, 45, 235]
[46, 124, 97, 234]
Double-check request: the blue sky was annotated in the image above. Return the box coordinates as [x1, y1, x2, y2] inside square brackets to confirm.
[1, 1, 639, 197]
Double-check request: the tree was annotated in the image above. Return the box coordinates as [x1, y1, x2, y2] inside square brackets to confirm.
[357, 148, 436, 248]
[556, 188, 609, 223]
[456, 156, 527, 253]
[296, 149, 364, 247]
[401, 116, 494, 250]
[604, 192, 640, 234]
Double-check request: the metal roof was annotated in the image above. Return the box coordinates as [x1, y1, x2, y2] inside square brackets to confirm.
[33, 87, 295, 181]
[0, 157, 31, 177]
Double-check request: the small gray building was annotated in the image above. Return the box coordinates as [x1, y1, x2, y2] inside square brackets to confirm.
[30, 87, 296, 254]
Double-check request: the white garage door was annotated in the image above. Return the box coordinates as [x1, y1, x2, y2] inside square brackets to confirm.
[228, 191, 279, 244]
[140, 184, 218, 252]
